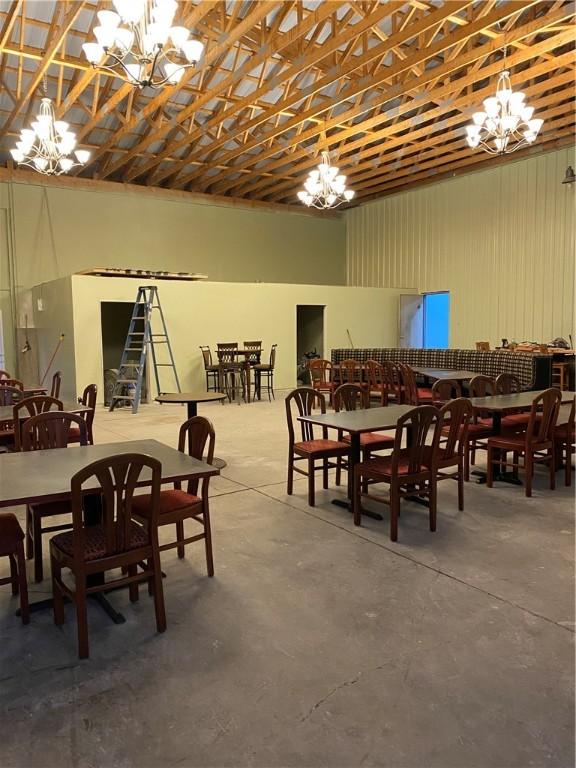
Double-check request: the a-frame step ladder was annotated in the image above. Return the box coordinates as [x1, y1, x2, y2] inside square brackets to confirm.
[109, 286, 181, 414]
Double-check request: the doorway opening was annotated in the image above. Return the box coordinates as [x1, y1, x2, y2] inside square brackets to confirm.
[423, 292, 450, 349]
[296, 305, 325, 385]
[100, 302, 147, 405]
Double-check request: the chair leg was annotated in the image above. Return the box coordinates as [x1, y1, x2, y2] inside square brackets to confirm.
[464, 442, 470, 482]
[51, 557, 65, 626]
[128, 564, 139, 602]
[25, 506, 33, 559]
[287, 454, 294, 495]
[390, 484, 400, 542]
[270, 372, 275, 401]
[429, 479, 437, 532]
[525, 453, 532, 497]
[308, 457, 315, 507]
[9, 554, 18, 595]
[147, 558, 154, 597]
[75, 579, 90, 660]
[566, 443, 572, 487]
[32, 511, 43, 583]
[203, 509, 215, 577]
[176, 521, 185, 559]
[457, 461, 464, 511]
[353, 467, 362, 526]
[335, 456, 341, 486]
[151, 548, 167, 633]
[16, 543, 29, 625]
[549, 447, 556, 490]
[486, 447, 494, 488]
[322, 459, 329, 490]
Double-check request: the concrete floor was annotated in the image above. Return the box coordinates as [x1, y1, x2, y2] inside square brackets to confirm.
[0, 394, 574, 768]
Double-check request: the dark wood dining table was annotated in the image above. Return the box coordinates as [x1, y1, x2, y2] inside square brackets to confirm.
[412, 367, 478, 382]
[298, 405, 414, 519]
[0, 401, 91, 422]
[0, 438, 219, 622]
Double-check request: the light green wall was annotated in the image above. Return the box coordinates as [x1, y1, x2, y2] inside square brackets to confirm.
[68, 277, 408, 402]
[346, 147, 575, 348]
[0, 176, 346, 376]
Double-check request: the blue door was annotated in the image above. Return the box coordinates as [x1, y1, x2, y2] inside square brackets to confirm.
[423, 292, 450, 349]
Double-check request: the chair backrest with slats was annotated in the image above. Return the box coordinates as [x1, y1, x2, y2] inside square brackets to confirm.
[432, 379, 462, 403]
[70, 454, 161, 565]
[495, 373, 522, 394]
[177, 416, 215, 496]
[217, 342, 238, 363]
[382, 361, 402, 402]
[366, 360, 384, 390]
[1, 378, 23, 390]
[439, 398, 473, 462]
[334, 383, 369, 412]
[21, 411, 88, 451]
[469, 375, 496, 397]
[398, 364, 419, 405]
[50, 371, 62, 399]
[13, 396, 63, 450]
[268, 344, 277, 369]
[199, 346, 213, 368]
[338, 358, 363, 386]
[392, 405, 440, 476]
[309, 359, 332, 388]
[285, 387, 326, 444]
[526, 388, 561, 445]
[0, 386, 23, 406]
[79, 384, 97, 441]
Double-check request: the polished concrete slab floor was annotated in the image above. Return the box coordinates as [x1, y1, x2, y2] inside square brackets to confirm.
[0, 394, 574, 768]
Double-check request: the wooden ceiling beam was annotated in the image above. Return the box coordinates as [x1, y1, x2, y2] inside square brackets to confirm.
[122, 0, 401, 186]
[1, 1, 86, 139]
[258, 48, 574, 202]
[211, 12, 573, 199]
[183, 0, 537, 191]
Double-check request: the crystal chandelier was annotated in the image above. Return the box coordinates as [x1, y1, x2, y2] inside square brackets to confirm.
[10, 96, 90, 175]
[297, 151, 355, 209]
[465, 55, 543, 155]
[82, 0, 205, 89]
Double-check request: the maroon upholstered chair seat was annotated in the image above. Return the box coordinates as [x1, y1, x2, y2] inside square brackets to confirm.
[51, 522, 148, 562]
[417, 388, 434, 402]
[487, 433, 552, 451]
[293, 438, 349, 456]
[555, 422, 575, 441]
[343, 432, 394, 448]
[357, 447, 434, 478]
[442, 421, 492, 439]
[0, 513, 24, 556]
[132, 489, 201, 518]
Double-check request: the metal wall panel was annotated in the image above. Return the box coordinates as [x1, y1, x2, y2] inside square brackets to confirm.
[346, 147, 575, 348]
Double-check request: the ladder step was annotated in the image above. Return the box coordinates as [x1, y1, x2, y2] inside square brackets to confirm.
[112, 395, 135, 401]
[115, 379, 138, 384]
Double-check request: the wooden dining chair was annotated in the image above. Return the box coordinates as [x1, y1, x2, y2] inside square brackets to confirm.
[199, 347, 219, 392]
[13, 395, 63, 450]
[431, 378, 462, 405]
[382, 361, 403, 405]
[333, 384, 394, 487]
[353, 405, 441, 540]
[495, 373, 522, 394]
[486, 388, 561, 496]
[366, 360, 387, 405]
[338, 358, 367, 390]
[253, 344, 277, 401]
[217, 344, 246, 403]
[0, 513, 29, 624]
[398, 364, 434, 405]
[285, 388, 350, 507]
[308, 359, 336, 405]
[466, 374, 497, 476]
[436, 398, 473, 510]
[50, 371, 62, 399]
[23, 412, 87, 583]
[243, 341, 262, 365]
[554, 396, 575, 486]
[132, 416, 216, 576]
[50, 453, 166, 659]
[70, 384, 97, 445]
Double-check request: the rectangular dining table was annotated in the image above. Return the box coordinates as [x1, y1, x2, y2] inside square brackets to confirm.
[0, 401, 91, 422]
[0, 438, 219, 621]
[298, 405, 414, 519]
[412, 367, 478, 382]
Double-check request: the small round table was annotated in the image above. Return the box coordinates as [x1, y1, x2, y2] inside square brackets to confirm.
[156, 391, 226, 419]
[156, 391, 227, 469]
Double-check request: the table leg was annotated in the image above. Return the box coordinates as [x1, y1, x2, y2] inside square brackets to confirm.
[187, 401, 198, 419]
[246, 363, 251, 404]
[332, 433, 383, 521]
[473, 410, 522, 486]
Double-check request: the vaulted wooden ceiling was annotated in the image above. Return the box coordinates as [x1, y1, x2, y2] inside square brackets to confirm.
[0, 0, 574, 207]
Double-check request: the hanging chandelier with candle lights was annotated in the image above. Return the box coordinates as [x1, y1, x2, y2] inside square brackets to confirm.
[10, 96, 90, 175]
[465, 51, 543, 155]
[82, 0, 205, 89]
[297, 151, 355, 209]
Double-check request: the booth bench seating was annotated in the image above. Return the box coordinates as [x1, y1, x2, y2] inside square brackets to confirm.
[331, 348, 551, 391]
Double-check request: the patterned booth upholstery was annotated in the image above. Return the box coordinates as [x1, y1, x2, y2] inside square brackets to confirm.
[330, 348, 551, 391]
